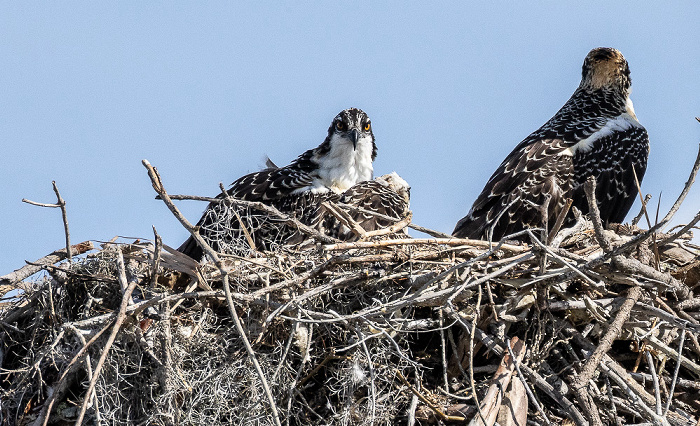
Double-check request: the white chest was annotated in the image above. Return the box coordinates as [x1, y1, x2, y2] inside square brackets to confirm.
[314, 135, 374, 193]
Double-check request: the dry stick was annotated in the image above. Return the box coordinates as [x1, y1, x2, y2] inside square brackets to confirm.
[573, 286, 641, 426]
[161, 193, 339, 244]
[323, 237, 528, 254]
[663, 327, 686, 416]
[584, 176, 613, 253]
[395, 369, 466, 422]
[142, 159, 282, 426]
[21, 182, 73, 262]
[632, 194, 653, 226]
[584, 175, 690, 298]
[322, 201, 367, 238]
[658, 139, 700, 227]
[598, 362, 671, 426]
[604, 375, 622, 426]
[0, 242, 92, 285]
[361, 211, 413, 239]
[75, 250, 138, 425]
[644, 350, 662, 416]
[64, 325, 101, 424]
[506, 338, 551, 425]
[632, 165, 660, 270]
[576, 286, 642, 388]
[520, 364, 587, 426]
[335, 201, 452, 238]
[150, 227, 162, 288]
[461, 323, 587, 426]
[468, 286, 488, 426]
[0, 241, 95, 285]
[657, 207, 700, 247]
[52, 181, 72, 263]
[547, 198, 573, 245]
[561, 320, 689, 426]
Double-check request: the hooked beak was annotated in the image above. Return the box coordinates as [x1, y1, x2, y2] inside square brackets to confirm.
[349, 129, 359, 150]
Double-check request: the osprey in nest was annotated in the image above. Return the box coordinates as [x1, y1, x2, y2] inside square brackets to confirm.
[178, 108, 410, 260]
[453, 47, 649, 241]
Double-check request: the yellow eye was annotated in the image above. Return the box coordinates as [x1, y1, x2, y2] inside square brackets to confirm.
[335, 121, 345, 131]
[364, 123, 371, 131]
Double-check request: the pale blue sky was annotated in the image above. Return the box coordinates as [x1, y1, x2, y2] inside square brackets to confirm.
[2, 3, 700, 274]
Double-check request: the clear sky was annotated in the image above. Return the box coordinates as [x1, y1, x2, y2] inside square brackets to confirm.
[2, 3, 700, 275]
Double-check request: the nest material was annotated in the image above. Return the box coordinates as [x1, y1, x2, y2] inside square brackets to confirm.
[1, 214, 700, 425]
[2, 158, 700, 425]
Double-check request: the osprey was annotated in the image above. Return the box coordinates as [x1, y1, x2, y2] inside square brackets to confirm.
[178, 108, 377, 260]
[332, 172, 411, 241]
[453, 47, 649, 241]
[282, 172, 411, 245]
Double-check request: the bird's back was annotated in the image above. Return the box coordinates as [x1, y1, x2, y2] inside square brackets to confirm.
[453, 48, 649, 241]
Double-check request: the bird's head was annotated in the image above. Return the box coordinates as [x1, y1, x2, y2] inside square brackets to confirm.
[327, 108, 377, 160]
[580, 47, 631, 92]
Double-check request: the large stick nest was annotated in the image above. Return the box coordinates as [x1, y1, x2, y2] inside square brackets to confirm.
[2, 162, 700, 426]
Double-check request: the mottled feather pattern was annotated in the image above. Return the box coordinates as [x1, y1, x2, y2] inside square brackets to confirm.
[178, 174, 410, 259]
[333, 174, 411, 239]
[178, 108, 381, 260]
[454, 48, 649, 241]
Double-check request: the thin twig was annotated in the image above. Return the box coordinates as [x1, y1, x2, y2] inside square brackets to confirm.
[395, 369, 466, 422]
[506, 338, 551, 425]
[52, 181, 72, 263]
[584, 176, 613, 252]
[663, 327, 686, 415]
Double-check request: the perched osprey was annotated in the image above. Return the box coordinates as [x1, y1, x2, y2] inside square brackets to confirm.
[178, 108, 377, 260]
[178, 173, 410, 258]
[453, 47, 649, 241]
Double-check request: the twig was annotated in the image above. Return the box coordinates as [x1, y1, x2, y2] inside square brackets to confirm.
[361, 211, 413, 239]
[158, 192, 339, 244]
[506, 338, 551, 425]
[395, 369, 466, 422]
[632, 194, 653, 226]
[577, 286, 641, 386]
[547, 198, 573, 245]
[0, 242, 93, 286]
[322, 201, 367, 239]
[38, 321, 113, 426]
[21, 181, 73, 262]
[632, 165, 660, 270]
[335, 201, 450, 238]
[584, 176, 613, 252]
[644, 350, 662, 415]
[658, 141, 700, 228]
[663, 327, 686, 416]
[150, 227, 162, 288]
[599, 362, 671, 426]
[52, 181, 72, 263]
[323, 237, 528, 253]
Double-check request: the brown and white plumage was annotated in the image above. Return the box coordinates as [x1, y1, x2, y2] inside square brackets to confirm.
[178, 108, 377, 260]
[453, 47, 649, 241]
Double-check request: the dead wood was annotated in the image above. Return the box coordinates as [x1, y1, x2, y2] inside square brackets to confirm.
[1, 156, 700, 425]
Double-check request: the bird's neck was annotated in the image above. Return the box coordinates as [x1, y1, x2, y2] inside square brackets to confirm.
[315, 137, 374, 193]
